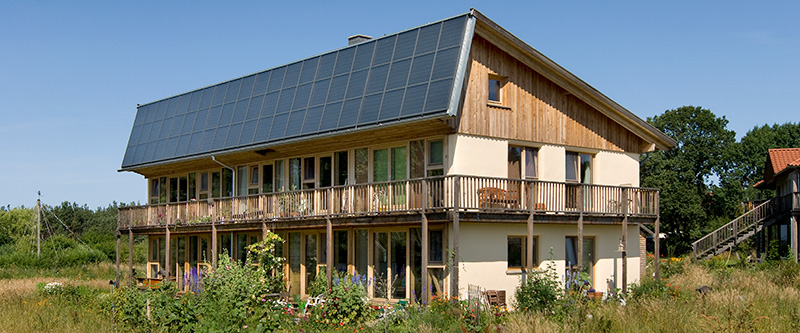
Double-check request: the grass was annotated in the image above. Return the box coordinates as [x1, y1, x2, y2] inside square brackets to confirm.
[0, 259, 798, 332]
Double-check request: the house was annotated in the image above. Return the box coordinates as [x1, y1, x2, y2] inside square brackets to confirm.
[693, 148, 800, 261]
[116, 9, 676, 305]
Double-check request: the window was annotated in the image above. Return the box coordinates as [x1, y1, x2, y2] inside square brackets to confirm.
[250, 166, 259, 185]
[188, 173, 196, 200]
[274, 160, 285, 191]
[488, 75, 504, 103]
[319, 156, 332, 188]
[237, 166, 248, 196]
[334, 151, 348, 185]
[507, 236, 536, 270]
[200, 172, 209, 199]
[355, 148, 368, 184]
[427, 139, 444, 177]
[509, 146, 538, 179]
[429, 230, 444, 263]
[334, 230, 348, 273]
[566, 236, 593, 275]
[303, 157, 315, 189]
[566, 152, 592, 183]
[262, 164, 274, 193]
[150, 179, 160, 204]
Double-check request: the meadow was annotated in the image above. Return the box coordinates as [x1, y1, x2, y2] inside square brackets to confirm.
[1, 256, 799, 333]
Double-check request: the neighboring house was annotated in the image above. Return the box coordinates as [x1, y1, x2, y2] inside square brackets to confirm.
[116, 9, 675, 305]
[693, 148, 800, 261]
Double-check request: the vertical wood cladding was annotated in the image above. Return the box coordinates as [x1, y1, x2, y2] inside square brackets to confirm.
[459, 35, 644, 153]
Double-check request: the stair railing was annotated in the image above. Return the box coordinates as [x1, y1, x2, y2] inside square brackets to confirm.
[692, 198, 775, 259]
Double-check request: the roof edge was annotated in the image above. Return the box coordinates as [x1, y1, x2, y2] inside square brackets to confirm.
[120, 113, 454, 174]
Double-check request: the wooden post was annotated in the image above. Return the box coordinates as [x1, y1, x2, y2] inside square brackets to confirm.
[792, 216, 798, 263]
[654, 217, 661, 280]
[577, 185, 583, 270]
[211, 222, 218, 267]
[527, 182, 534, 274]
[129, 229, 134, 287]
[37, 197, 41, 259]
[262, 221, 268, 241]
[165, 226, 171, 279]
[452, 176, 460, 298]
[622, 188, 628, 293]
[421, 180, 429, 303]
[115, 231, 121, 289]
[326, 218, 333, 289]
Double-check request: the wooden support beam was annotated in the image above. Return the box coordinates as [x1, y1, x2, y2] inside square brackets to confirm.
[211, 222, 218, 267]
[262, 221, 268, 241]
[326, 218, 333, 289]
[165, 226, 171, 278]
[452, 176, 460, 298]
[527, 182, 534, 274]
[622, 188, 628, 293]
[115, 231, 121, 289]
[421, 180, 429, 304]
[577, 185, 583, 270]
[792, 216, 798, 263]
[129, 229, 134, 287]
[654, 216, 660, 281]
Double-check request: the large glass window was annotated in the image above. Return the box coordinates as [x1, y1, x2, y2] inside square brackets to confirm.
[305, 234, 317, 294]
[188, 173, 196, 200]
[262, 164, 274, 193]
[507, 236, 536, 270]
[427, 139, 444, 177]
[275, 160, 285, 191]
[237, 166, 248, 196]
[222, 169, 233, 197]
[289, 158, 301, 190]
[566, 236, 593, 275]
[319, 156, 332, 188]
[373, 149, 389, 182]
[355, 229, 368, 276]
[509, 146, 538, 179]
[355, 148, 368, 184]
[410, 140, 425, 179]
[169, 177, 178, 202]
[335, 151, 348, 185]
[334, 230, 348, 273]
[303, 157, 315, 189]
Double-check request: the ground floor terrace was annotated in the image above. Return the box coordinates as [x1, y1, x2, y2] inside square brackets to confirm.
[116, 175, 662, 305]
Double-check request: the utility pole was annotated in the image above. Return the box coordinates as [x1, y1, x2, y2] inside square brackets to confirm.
[37, 191, 41, 259]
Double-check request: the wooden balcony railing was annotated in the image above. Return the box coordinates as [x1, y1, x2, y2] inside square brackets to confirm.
[118, 175, 659, 229]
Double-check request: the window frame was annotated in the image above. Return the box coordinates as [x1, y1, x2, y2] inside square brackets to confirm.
[488, 74, 505, 105]
[507, 235, 537, 273]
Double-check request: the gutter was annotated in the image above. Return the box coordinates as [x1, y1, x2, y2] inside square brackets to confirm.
[212, 156, 236, 196]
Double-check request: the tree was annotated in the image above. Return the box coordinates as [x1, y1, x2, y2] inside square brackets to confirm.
[641, 106, 736, 255]
[727, 123, 800, 201]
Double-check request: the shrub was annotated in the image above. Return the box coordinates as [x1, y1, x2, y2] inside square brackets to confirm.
[628, 277, 683, 301]
[515, 255, 561, 313]
[306, 272, 370, 327]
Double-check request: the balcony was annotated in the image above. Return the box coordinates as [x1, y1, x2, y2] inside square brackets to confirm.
[117, 175, 659, 229]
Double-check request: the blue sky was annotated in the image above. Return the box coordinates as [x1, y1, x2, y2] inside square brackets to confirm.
[1, 1, 797, 209]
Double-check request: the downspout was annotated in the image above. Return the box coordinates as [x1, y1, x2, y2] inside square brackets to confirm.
[212, 156, 236, 197]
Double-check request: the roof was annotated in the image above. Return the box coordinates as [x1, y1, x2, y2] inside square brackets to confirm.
[121, 13, 474, 170]
[120, 9, 676, 172]
[755, 148, 800, 188]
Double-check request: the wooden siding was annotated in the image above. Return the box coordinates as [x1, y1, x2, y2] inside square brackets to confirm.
[458, 35, 645, 153]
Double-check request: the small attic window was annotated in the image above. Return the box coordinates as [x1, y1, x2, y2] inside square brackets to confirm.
[488, 75, 504, 104]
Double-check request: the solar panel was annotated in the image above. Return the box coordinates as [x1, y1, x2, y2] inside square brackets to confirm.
[122, 13, 471, 169]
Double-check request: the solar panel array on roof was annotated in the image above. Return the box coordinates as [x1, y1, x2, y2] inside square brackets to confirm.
[121, 14, 471, 169]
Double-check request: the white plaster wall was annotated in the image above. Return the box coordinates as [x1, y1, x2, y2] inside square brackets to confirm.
[593, 151, 640, 187]
[446, 134, 507, 178]
[455, 222, 640, 306]
[537, 145, 566, 182]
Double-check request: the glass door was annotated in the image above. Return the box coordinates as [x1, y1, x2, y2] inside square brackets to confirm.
[372, 231, 407, 300]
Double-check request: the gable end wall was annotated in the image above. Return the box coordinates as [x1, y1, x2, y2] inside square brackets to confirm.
[458, 35, 646, 153]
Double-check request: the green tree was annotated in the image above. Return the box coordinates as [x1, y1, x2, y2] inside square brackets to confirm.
[641, 106, 736, 254]
[727, 123, 800, 201]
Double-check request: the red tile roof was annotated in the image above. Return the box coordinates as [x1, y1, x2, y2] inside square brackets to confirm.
[767, 148, 800, 175]
[757, 148, 800, 188]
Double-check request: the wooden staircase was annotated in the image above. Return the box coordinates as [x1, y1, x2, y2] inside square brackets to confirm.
[692, 199, 776, 260]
